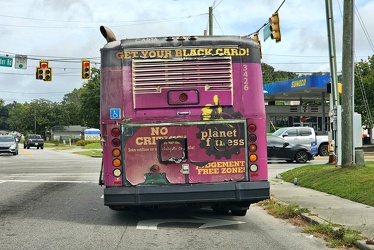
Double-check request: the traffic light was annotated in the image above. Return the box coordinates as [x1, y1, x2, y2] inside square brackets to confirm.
[269, 12, 281, 43]
[44, 67, 52, 81]
[252, 32, 262, 59]
[36, 67, 43, 80]
[36, 60, 52, 81]
[81, 59, 91, 79]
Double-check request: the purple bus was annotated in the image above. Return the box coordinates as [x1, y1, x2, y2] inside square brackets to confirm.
[99, 26, 269, 216]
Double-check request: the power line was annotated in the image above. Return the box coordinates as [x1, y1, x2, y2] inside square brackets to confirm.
[0, 90, 67, 94]
[212, 0, 224, 9]
[354, 5, 374, 53]
[0, 13, 207, 29]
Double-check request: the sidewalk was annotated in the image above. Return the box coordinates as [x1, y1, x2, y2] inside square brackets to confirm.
[270, 178, 374, 249]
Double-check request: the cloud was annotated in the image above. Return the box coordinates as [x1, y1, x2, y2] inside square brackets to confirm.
[1, 0, 373, 104]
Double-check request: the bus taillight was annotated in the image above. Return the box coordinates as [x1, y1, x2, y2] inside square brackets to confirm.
[248, 124, 256, 132]
[249, 144, 257, 152]
[112, 158, 121, 167]
[249, 154, 258, 162]
[111, 127, 122, 185]
[249, 164, 258, 172]
[111, 128, 120, 137]
[112, 148, 121, 157]
[248, 134, 257, 142]
[112, 138, 121, 147]
[113, 168, 122, 177]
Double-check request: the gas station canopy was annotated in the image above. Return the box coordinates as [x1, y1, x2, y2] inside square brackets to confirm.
[263, 75, 331, 101]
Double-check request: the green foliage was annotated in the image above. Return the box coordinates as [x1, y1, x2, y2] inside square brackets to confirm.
[355, 55, 374, 128]
[82, 142, 101, 149]
[259, 197, 309, 219]
[262, 63, 299, 84]
[260, 197, 363, 248]
[61, 88, 84, 125]
[280, 163, 374, 206]
[0, 67, 100, 135]
[74, 150, 102, 157]
[0, 100, 13, 130]
[79, 68, 100, 128]
[304, 223, 363, 248]
[76, 140, 100, 146]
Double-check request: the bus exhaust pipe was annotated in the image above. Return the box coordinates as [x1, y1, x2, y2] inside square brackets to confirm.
[100, 26, 116, 43]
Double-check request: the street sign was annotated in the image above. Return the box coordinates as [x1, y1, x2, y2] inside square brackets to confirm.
[0, 56, 13, 68]
[15, 54, 27, 69]
[263, 23, 271, 42]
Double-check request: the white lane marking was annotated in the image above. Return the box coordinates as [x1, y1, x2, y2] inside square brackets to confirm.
[137, 216, 245, 230]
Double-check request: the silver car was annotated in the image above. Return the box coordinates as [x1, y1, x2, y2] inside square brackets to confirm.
[0, 135, 19, 155]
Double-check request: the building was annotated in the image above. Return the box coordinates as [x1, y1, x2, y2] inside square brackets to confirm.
[264, 75, 331, 134]
[49, 125, 87, 141]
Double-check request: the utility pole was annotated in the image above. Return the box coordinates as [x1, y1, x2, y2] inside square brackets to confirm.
[209, 6, 213, 36]
[341, 0, 355, 166]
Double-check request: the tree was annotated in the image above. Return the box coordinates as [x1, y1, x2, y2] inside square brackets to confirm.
[8, 102, 34, 134]
[8, 99, 68, 136]
[79, 67, 100, 128]
[262, 63, 299, 84]
[0, 99, 9, 130]
[61, 88, 84, 125]
[354, 55, 374, 129]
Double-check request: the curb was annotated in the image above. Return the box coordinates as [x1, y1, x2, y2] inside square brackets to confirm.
[270, 197, 373, 249]
[300, 213, 374, 250]
[357, 240, 374, 250]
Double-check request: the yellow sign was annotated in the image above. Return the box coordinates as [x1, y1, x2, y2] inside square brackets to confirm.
[196, 161, 246, 175]
[116, 47, 250, 60]
[291, 79, 306, 88]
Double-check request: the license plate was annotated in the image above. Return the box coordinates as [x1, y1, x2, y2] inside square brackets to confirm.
[35, 143, 38, 145]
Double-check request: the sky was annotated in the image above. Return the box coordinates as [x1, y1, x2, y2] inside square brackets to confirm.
[0, 0, 374, 104]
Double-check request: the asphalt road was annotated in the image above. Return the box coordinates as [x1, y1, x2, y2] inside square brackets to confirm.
[0, 148, 332, 250]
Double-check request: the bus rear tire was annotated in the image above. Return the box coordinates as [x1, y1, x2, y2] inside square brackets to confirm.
[231, 209, 247, 216]
[211, 205, 229, 215]
[109, 205, 128, 211]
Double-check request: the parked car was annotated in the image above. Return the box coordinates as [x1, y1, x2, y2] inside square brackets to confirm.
[24, 134, 44, 149]
[267, 135, 313, 163]
[0, 135, 19, 155]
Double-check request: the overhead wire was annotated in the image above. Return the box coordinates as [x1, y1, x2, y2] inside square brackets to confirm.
[336, 0, 374, 128]
[0, 13, 207, 29]
[246, 0, 285, 37]
[354, 5, 374, 52]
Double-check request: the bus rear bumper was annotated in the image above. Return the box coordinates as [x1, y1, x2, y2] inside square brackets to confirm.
[103, 181, 270, 207]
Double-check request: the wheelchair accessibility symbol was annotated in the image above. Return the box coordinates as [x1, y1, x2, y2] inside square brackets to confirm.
[110, 108, 121, 119]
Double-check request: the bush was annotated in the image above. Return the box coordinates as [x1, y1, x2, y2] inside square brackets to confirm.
[70, 138, 81, 144]
[76, 140, 100, 146]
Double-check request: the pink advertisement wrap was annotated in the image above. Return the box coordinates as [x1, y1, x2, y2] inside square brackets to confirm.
[124, 122, 248, 185]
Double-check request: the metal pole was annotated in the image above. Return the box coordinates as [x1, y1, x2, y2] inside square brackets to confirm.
[325, 0, 339, 106]
[209, 7, 213, 36]
[325, 0, 339, 164]
[322, 92, 326, 134]
[341, 0, 355, 166]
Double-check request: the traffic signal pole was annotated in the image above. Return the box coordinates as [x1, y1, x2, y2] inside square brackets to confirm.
[325, 0, 340, 165]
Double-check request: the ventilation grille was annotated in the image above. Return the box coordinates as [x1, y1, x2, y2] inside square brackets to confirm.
[132, 57, 232, 93]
